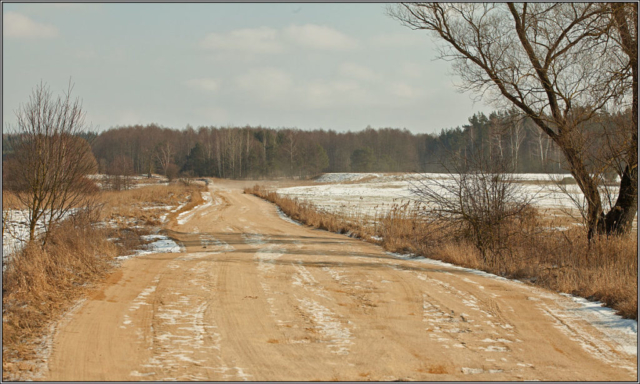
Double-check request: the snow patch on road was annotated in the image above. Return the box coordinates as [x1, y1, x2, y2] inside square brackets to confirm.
[558, 293, 637, 355]
[242, 232, 267, 245]
[199, 234, 234, 253]
[254, 244, 284, 272]
[298, 297, 353, 355]
[116, 235, 185, 261]
[177, 191, 213, 225]
[292, 262, 330, 300]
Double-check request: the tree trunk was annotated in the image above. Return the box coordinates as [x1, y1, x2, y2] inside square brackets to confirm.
[29, 219, 37, 242]
[555, 136, 606, 239]
[607, 3, 638, 236]
[604, 162, 638, 235]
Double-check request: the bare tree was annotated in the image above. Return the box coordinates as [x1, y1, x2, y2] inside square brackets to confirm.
[283, 129, 300, 177]
[6, 82, 98, 245]
[155, 141, 174, 177]
[389, 3, 637, 238]
[107, 154, 134, 191]
[509, 117, 526, 172]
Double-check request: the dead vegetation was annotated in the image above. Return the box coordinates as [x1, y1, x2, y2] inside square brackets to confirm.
[2, 211, 117, 378]
[2, 181, 206, 379]
[246, 185, 637, 320]
[98, 183, 204, 226]
[1, 191, 21, 210]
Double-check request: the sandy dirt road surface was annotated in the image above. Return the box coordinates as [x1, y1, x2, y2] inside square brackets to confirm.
[45, 180, 637, 381]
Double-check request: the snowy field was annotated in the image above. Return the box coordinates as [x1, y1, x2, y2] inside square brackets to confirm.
[278, 173, 622, 219]
[2, 210, 77, 266]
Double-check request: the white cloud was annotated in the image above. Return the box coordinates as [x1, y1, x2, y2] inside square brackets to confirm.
[194, 106, 229, 123]
[75, 49, 98, 60]
[235, 68, 294, 101]
[339, 62, 378, 82]
[389, 82, 421, 98]
[303, 79, 366, 108]
[400, 62, 424, 79]
[184, 78, 220, 92]
[3, 12, 58, 39]
[201, 24, 356, 55]
[370, 32, 426, 48]
[283, 24, 357, 51]
[200, 27, 284, 54]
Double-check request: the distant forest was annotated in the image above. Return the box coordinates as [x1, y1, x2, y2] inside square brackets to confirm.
[3, 109, 627, 179]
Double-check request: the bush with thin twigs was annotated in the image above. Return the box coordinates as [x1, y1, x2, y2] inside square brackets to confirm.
[409, 154, 537, 269]
[247, 184, 637, 319]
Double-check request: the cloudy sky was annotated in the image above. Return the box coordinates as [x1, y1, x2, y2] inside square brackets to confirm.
[3, 3, 491, 134]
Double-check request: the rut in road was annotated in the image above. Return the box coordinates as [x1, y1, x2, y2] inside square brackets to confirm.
[44, 180, 637, 381]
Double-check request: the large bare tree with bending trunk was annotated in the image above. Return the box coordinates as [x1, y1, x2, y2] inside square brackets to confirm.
[389, 3, 637, 238]
[6, 82, 98, 246]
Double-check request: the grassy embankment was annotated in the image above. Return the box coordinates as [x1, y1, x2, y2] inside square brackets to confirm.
[246, 184, 637, 320]
[1, 182, 205, 379]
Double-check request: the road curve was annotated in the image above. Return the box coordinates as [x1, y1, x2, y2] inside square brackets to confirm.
[45, 180, 637, 381]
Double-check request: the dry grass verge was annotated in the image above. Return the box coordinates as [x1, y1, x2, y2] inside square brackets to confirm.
[2, 191, 21, 210]
[246, 184, 637, 319]
[99, 183, 205, 226]
[2, 181, 207, 379]
[2, 212, 118, 379]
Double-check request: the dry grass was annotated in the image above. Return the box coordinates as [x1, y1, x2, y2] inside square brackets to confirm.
[247, 184, 637, 319]
[2, 190, 23, 210]
[98, 183, 205, 227]
[2, 181, 207, 379]
[2, 212, 118, 378]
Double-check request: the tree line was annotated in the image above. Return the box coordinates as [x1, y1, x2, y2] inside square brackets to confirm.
[4, 108, 626, 182]
[78, 108, 628, 180]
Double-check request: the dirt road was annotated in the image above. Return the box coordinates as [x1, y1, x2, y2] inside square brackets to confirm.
[45, 180, 637, 381]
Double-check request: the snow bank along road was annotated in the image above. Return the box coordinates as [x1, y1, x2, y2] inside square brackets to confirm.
[45, 180, 637, 381]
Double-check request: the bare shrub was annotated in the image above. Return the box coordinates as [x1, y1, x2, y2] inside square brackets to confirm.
[410, 153, 537, 270]
[165, 163, 180, 182]
[5, 82, 98, 246]
[106, 155, 135, 191]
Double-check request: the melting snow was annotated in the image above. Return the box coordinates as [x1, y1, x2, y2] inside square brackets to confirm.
[276, 207, 302, 226]
[297, 297, 353, 355]
[177, 191, 213, 225]
[116, 235, 185, 260]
